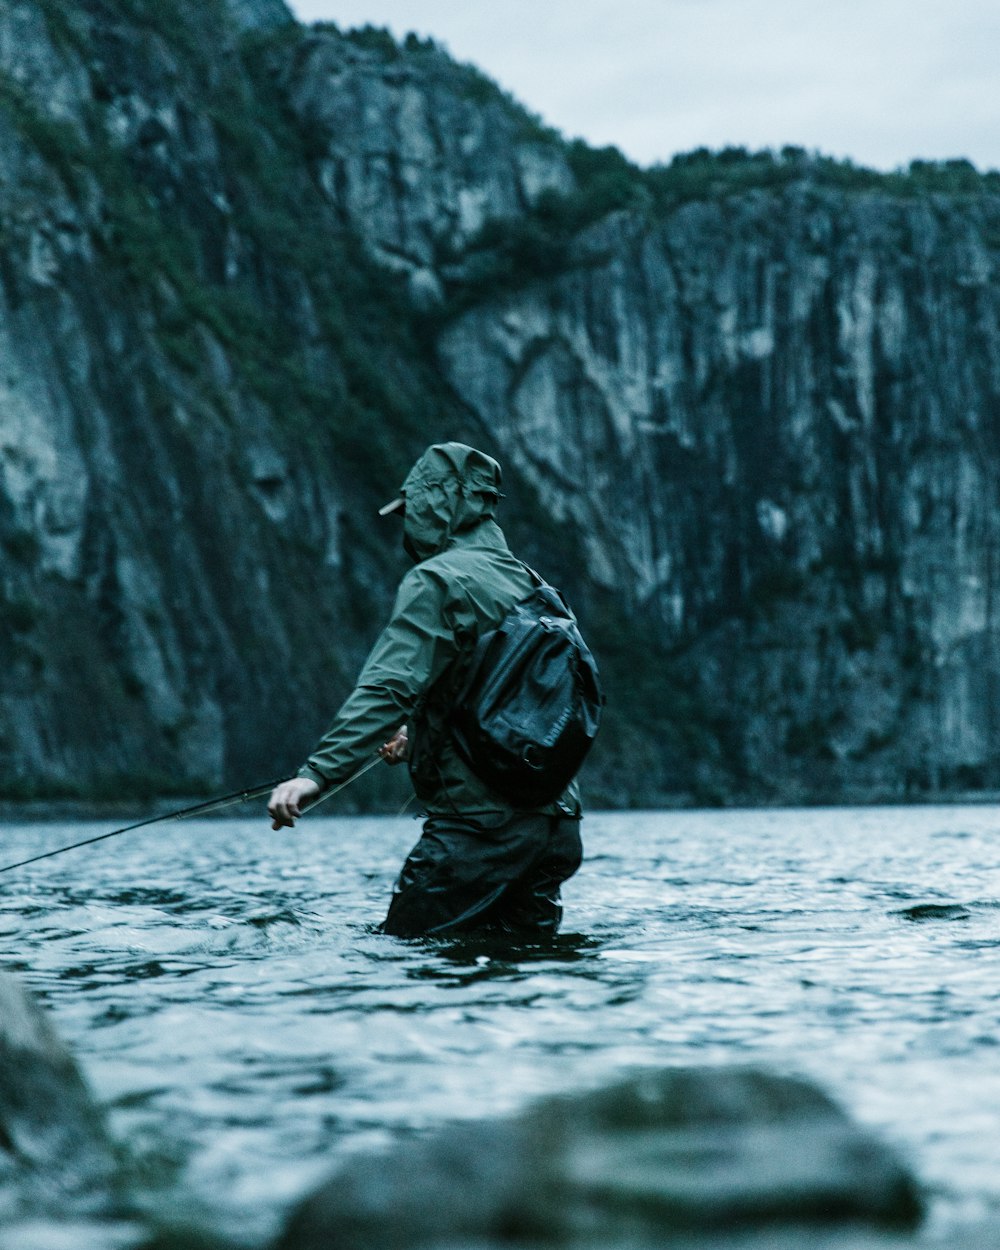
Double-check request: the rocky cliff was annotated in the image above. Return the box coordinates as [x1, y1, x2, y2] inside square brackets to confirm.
[2, 0, 1000, 807]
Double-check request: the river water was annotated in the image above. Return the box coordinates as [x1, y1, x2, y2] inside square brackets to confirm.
[3, 804, 1000, 1246]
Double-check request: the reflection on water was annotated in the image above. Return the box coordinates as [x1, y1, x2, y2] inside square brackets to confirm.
[3, 805, 1000, 1243]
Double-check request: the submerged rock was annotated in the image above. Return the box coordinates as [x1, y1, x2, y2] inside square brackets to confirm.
[0, 970, 120, 1219]
[275, 1066, 923, 1249]
[896, 903, 972, 922]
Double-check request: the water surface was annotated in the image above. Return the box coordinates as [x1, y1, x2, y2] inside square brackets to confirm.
[3, 805, 1000, 1244]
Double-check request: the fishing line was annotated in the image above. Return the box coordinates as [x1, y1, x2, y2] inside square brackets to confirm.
[0, 754, 383, 876]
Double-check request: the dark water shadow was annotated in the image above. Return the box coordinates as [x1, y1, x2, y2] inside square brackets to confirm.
[396, 930, 602, 984]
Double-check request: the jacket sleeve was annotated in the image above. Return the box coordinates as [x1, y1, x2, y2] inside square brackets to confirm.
[297, 566, 464, 790]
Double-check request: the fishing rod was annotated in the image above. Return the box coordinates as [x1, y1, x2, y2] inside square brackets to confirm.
[0, 754, 383, 876]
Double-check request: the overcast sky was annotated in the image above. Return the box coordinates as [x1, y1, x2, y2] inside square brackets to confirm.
[284, 0, 1000, 173]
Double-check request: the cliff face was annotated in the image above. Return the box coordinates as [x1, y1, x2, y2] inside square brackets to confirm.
[2, 3, 1000, 806]
[0, 0, 418, 798]
[434, 194, 1000, 801]
[281, 26, 575, 281]
[281, 29, 1000, 804]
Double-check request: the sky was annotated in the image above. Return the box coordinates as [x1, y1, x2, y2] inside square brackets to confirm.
[284, 0, 1000, 173]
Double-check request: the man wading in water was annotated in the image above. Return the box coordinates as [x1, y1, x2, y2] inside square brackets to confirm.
[268, 443, 584, 938]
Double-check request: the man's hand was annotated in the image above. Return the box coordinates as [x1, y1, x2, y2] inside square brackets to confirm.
[379, 726, 409, 765]
[268, 777, 321, 830]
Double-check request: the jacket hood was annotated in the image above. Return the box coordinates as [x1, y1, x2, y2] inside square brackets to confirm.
[393, 443, 503, 563]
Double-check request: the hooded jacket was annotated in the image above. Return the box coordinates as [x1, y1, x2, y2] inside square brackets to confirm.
[298, 443, 581, 818]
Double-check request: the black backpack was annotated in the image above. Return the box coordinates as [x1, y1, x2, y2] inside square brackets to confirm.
[450, 576, 604, 807]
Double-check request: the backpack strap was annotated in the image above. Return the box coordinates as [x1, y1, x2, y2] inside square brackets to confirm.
[519, 562, 573, 617]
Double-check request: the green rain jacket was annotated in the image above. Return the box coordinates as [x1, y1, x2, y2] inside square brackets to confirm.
[298, 443, 582, 819]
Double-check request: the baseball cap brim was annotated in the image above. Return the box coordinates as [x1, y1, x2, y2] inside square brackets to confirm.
[378, 496, 405, 517]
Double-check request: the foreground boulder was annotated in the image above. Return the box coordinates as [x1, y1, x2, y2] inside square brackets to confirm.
[0, 970, 121, 1220]
[276, 1067, 923, 1249]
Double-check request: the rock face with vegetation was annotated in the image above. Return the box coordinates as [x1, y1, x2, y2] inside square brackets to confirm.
[2, 0, 1000, 806]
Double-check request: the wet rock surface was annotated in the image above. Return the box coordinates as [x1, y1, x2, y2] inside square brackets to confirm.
[0, 970, 120, 1221]
[275, 1067, 924, 1249]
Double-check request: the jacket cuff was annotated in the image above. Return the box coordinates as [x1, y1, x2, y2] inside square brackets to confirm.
[297, 764, 329, 790]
